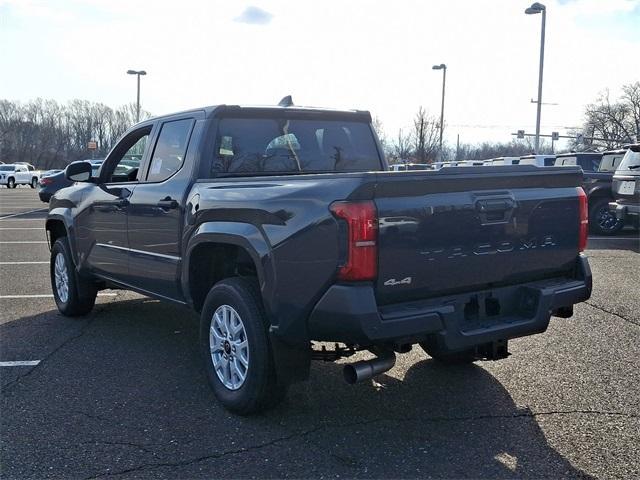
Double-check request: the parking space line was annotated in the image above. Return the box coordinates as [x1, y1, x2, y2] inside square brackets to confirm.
[0, 208, 47, 220]
[0, 227, 43, 230]
[589, 237, 639, 241]
[0, 361, 41, 367]
[0, 218, 45, 222]
[0, 261, 49, 265]
[0, 293, 118, 299]
[0, 241, 48, 244]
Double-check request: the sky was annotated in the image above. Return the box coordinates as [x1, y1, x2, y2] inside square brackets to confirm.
[1, 0, 639, 150]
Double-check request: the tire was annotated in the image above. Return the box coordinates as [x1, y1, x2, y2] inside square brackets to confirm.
[50, 238, 97, 316]
[30, 177, 38, 188]
[200, 277, 286, 415]
[419, 343, 477, 365]
[7, 177, 15, 189]
[589, 198, 623, 235]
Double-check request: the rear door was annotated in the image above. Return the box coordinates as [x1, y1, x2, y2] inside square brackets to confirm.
[373, 167, 582, 304]
[126, 115, 199, 301]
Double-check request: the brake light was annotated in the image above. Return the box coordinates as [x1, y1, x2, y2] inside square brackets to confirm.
[330, 200, 378, 281]
[577, 187, 588, 252]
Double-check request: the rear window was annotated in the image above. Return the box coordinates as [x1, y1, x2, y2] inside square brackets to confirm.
[617, 150, 640, 173]
[210, 116, 381, 176]
[599, 155, 624, 172]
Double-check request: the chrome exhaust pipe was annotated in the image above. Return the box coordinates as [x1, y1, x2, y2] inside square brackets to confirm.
[343, 352, 396, 384]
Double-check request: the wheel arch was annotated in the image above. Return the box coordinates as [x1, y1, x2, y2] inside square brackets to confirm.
[182, 221, 274, 314]
[45, 214, 79, 265]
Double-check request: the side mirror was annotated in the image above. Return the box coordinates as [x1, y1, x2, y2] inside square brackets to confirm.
[65, 161, 92, 182]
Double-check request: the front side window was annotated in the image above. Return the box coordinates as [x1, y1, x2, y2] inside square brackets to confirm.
[103, 127, 151, 183]
[146, 119, 193, 182]
[211, 116, 381, 176]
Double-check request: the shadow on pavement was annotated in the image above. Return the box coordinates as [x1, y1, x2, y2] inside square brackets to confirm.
[1, 298, 592, 479]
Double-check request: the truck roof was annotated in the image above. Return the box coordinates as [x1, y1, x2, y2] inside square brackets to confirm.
[555, 152, 602, 158]
[135, 104, 372, 126]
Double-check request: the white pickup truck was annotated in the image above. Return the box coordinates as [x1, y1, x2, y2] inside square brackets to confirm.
[0, 163, 42, 188]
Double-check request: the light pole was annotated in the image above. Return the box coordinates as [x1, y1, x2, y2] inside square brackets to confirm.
[525, 2, 546, 154]
[432, 63, 446, 159]
[126, 69, 147, 123]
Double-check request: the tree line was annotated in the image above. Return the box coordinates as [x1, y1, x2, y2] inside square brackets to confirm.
[0, 99, 149, 169]
[1, 81, 637, 168]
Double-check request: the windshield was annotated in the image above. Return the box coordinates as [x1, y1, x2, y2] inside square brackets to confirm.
[0, 165, 14, 171]
[617, 149, 640, 172]
[211, 116, 381, 176]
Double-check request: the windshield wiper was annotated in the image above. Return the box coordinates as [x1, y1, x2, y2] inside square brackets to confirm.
[627, 164, 640, 169]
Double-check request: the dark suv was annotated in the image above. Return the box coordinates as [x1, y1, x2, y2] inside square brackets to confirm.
[610, 144, 640, 227]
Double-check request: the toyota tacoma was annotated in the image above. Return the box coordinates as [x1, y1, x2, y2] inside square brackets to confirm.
[46, 101, 592, 414]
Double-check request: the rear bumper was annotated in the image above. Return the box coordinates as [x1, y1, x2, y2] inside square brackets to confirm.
[308, 255, 592, 351]
[610, 201, 640, 219]
[38, 190, 52, 202]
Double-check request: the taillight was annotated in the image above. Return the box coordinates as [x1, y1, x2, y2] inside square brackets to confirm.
[330, 200, 378, 281]
[577, 187, 588, 252]
[40, 177, 53, 186]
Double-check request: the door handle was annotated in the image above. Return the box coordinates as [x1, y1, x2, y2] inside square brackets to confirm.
[475, 196, 516, 225]
[156, 198, 179, 210]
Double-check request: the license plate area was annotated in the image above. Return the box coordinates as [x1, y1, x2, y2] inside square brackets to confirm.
[619, 181, 636, 195]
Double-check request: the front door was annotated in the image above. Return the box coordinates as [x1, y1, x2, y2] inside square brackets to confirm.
[126, 116, 197, 300]
[76, 125, 154, 281]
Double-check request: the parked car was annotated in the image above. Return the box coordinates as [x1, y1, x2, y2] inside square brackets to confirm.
[46, 103, 592, 414]
[39, 160, 104, 202]
[0, 163, 41, 188]
[389, 163, 432, 171]
[519, 154, 556, 166]
[555, 152, 626, 235]
[489, 157, 521, 165]
[610, 144, 640, 227]
[554, 152, 602, 171]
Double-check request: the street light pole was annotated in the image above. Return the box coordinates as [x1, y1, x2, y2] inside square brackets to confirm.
[432, 63, 447, 159]
[126, 69, 147, 123]
[525, 3, 546, 154]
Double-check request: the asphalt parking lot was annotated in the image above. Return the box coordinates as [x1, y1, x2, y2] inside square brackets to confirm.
[1, 187, 639, 479]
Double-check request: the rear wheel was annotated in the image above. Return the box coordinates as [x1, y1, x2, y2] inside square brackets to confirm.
[200, 277, 286, 415]
[7, 178, 15, 188]
[50, 238, 97, 316]
[30, 177, 38, 188]
[590, 198, 623, 235]
[420, 343, 477, 364]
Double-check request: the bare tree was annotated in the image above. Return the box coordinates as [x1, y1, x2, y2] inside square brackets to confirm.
[392, 128, 413, 162]
[575, 82, 640, 150]
[411, 106, 439, 162]
[0, 98, 151, 168]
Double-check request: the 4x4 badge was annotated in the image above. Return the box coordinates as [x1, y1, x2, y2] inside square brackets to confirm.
[384, 277, 412, 286]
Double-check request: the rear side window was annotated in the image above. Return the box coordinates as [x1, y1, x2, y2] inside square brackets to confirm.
[211, 116, 381, 176]
[147, 119, 194, 182]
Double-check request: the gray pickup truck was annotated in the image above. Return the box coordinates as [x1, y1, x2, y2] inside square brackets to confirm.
[46, 103, 592, 414]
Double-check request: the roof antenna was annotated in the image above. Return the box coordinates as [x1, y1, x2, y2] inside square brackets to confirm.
[278, 95, 294, 107]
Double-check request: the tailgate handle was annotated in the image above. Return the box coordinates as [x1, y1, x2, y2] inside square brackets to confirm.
[476, 197, 516, 224]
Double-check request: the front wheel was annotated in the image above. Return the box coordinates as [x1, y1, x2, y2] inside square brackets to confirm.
[590, 198, 623, 235]
[30, 177, 38, 188]
[200, 277, 286, 415]
[7, 178, 15, 188]
[50, 238, 97, 316]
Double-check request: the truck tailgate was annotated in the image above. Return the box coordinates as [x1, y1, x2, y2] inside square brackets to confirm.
[371, 166, 583, 304]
